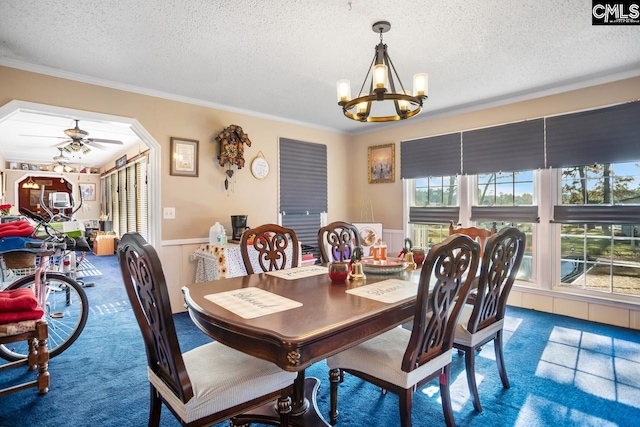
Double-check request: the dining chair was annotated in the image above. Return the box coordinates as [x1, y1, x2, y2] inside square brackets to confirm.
[317, 221, 362, 263]
[326, 234, 480, 427]
[240, 223, 300, 274]
[453, 226, 526, 413]
[0, 289, 49, 397]
[117, 233, 296, 427]
[449, 220, 497, 258]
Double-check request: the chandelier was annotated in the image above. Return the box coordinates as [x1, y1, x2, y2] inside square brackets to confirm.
[21, 176, 40, 189]
[337, 21, 428, 123]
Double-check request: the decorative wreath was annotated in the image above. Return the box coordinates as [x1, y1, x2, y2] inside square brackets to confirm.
[216, 124, 252, 169]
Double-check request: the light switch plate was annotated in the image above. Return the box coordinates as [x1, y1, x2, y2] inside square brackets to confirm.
[163, 207, 175, 219]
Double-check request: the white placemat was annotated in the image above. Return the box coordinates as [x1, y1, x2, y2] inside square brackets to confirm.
[266, 265, 328, 280]
[205, 287, 302, 319]
[345, 279, 418, 303]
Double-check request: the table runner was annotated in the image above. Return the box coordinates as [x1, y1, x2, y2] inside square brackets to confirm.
[266, 265, 328, 280]
[345, 279, 418, 303]
[205, 287, 302, 319]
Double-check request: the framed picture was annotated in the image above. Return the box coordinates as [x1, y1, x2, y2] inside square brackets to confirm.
[170, 137, 199, 177]
[79, 183, 96, 201]
[368, 143, 395, 184]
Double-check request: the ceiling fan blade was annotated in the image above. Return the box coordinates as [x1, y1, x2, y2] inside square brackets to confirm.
[21, 134, 69, 139]
[87, 138, 123, 145]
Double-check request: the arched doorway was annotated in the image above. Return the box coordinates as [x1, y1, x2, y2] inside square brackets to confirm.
[0, 100, 161, 249]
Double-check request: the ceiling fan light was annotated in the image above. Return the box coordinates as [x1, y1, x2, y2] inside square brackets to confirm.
[53, 164, 64, 173]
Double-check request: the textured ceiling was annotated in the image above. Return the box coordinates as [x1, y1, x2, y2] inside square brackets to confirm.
[0, 0, 639, 166]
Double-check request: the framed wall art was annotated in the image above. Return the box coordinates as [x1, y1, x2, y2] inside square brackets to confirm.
[79, 183, 96, 201]
[368, 143, 395, 184]
[170, 137, 199, 177]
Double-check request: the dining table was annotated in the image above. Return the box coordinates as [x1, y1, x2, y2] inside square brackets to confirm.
[182, 261, 423, 426]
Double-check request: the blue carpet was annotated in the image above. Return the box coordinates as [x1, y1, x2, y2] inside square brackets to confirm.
[1, 253, 639, 426]
[77, 258, 102, 277]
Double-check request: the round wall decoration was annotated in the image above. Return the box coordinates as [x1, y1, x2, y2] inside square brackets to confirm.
[251, 152, 270, 179]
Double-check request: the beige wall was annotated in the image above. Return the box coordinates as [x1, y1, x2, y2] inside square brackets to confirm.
[0, 66, 352, 241]
[350, 76, 640, 229]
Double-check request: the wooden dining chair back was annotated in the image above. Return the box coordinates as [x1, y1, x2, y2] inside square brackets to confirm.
[317, 221, 362, 263]
[327, 234, 480, 427]
[449, 220, 497, 258]
[453, 226, 526, 412]
[0, 316, 49, 397]
[240, 223, 300, 274]
[117, 233, 295, 427]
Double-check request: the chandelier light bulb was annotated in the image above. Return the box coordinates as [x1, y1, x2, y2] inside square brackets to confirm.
[413, 73, 428, 97]
[336, 79, 352, 104]
[373, 64, 388, 90]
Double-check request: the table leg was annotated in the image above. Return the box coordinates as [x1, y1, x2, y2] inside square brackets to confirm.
[232, 369, 330, 427]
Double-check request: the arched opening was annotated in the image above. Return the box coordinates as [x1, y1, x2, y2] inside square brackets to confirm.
[0, 100, 161, 249]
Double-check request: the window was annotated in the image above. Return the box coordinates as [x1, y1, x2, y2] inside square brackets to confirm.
[557, 162, 640, 295]
[403, 101, 640, 302]
[477, 171, 533, 206]
[409, 176, 458, 248]
[415, 176, 457, 207]
[100, 156, 149, 239]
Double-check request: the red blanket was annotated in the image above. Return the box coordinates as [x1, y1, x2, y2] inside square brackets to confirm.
[0, 221, 35, 238]
[0, 288, 39, 312]
[0, 307, 44, 323]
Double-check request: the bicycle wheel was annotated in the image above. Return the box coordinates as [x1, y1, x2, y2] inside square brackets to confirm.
[0, 272, 89, 360]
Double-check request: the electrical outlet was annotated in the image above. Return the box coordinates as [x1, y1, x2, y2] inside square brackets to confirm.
[163, 207, 175, 219]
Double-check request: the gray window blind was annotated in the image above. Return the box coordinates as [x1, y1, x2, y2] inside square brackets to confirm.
[279, 138, 327, 215]
[280, 138, 327, 257]
[470, 206, 539, 223]
[462, 119, 545, 175]
[546, 101, 640, 168]
[281, 213, 322, 260]
[552, 205, 640, 224]
[400, 133, 461, 179]
[409, 206, 460, 224]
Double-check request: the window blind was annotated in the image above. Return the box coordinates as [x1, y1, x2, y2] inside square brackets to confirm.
[470, 206, 539, 223]
[136, 157, 148, 240]
[126, 165, 137, 234]
[118, 169, 127, 237]
[409, 206, 460, 225]
[462, 119, 545, 175]
[546, 101, 640, 168]
[552, 205, 640, 224]
[279, 138, 327, 215]
[400, 133, 462, 179]
[279, 138, 327, 256]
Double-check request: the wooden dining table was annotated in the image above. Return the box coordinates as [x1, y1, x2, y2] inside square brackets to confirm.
[182, 264, 423, 426]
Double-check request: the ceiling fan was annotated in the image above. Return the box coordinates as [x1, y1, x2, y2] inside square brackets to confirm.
[50, 148, 74, 172]
[23, 119, 124, 155]
[58, 119, 124, 154]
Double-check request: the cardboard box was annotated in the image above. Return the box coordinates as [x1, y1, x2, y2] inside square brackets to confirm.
[93, 235, 115, 256]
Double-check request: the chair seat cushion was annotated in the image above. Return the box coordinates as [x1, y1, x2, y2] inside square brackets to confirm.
[0, 318, 41, 337]
[148, 341, 297, 424]
[0, 288, 39, 312]
[326, 327, 453, 389]
[454, 304, 504, 347]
